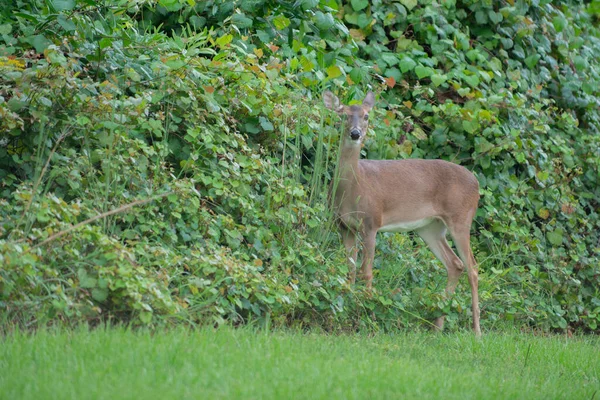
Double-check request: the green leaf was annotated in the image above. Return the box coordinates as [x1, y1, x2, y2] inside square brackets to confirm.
[547, 229, 564, 246]
[302, 0, 319, 7]
[0, 23, 12, 35]
[245, 122, 260, 134]
[462, 119, 479, 134]
[46, 49, 67, 65]
[463, 74, 479, 87]
[158, 0, 180, 11]
[7, 98, 26, 112]
[524, 54, 541, 69]
[57, 15, 76, 31]
[216, 34, 233, 47]
[399, 56, 416, 72]
[99, 37, 113, 50]
[475, 10, 487, 24]
[400, 0, 417, 10]
[78, 268, 96, 288]
[357, 13, 371, 28]
[488, 57, 503, 72]
[273, 14, 290, 30]
[415, 65, 433, 79]
[92, 288, 108, 302]
[326, 64, 343, 79]
[315, 11, 334, 30]
[430, 74, 447, 87]
[299, 55, 314, 71]
[50, 0, 75, 11]
[500, 38, 513, 49]
[140, 311, 153, 324]
[165, 59, 186, 70]
[380, 52, 399, 66]
[466, 49, 479, 62]
[351, 0, 368, 11]
[553, 16, 566, 32]
[259, 116, 274, 131]
[488, 10, 503, 24]
[349, 67, 366, 83]
[232, 13, 253, 29]
[573, 55, 586, 71]
[31, 35, 51, 53]
[344, 12, 359, 25]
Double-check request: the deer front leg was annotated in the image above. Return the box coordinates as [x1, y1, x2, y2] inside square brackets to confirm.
[341, 227, 359, 284]
[360, 230, 377, 290]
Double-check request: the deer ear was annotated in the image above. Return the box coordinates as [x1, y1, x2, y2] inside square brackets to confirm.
[362, 91, 375, 111]
[323, 91, 343, 114]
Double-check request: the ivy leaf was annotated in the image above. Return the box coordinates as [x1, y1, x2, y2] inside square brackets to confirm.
[351, 0, 368, 11]
[259, 117, 274, 131]
[232, 13, 253, 29]
[0, 23, 12, 35]
[400, 0, 417, 10]
[245, 122, 260, 134]
[349, 67, 366, 83]
[357, 13, 371, 28]
[99, 37, 113, 50]
[547, 229, 564, 246]
[462, 119, 479, 134]
[31, 35, 51, 53]
[415, 65, 433, 78]
[315, 11, 334, 30]
[430, 74, 447, 86]
[538, 208, 550, 220]
[50, 0, 75, 11]
[140, 311, 153, 324]
[345, 13, 359, 25]
[553, 16, 566, 32]
[92, 288, 108, 302]
[399, 56, 416, 72]
[57, 15, 76, 31]
[385, 68, 402, 82]
[165, 58, 186, 70]
[301, 0, 319, 8]
[158, 0, 180, 11]
[380, 52, 399, 66]
[463, 74, 479, 87]
[488, 10, 503, 24]
[524, 54, 541, 69]
[273, 14, 290, 30]
[475, 10, 487, 24]
[500, 37, 514, 49]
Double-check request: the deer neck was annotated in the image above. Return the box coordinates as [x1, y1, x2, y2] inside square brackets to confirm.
[335, 141, 363, 206]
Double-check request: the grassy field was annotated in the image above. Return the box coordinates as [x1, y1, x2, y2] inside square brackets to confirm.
[1, 327, 598, 400]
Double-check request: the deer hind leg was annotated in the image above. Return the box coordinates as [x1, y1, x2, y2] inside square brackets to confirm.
[416, 219, 465, 332]
[341, 226, 360, 284]
[448, 220, 481, 337]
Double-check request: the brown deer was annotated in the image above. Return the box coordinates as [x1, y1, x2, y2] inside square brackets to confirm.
[324, 91, 481, 336]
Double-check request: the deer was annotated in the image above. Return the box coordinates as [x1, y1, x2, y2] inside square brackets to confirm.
[323, 90, 481, 336]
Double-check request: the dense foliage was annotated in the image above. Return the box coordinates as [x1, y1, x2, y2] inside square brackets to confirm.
[1, 0, 599, 333]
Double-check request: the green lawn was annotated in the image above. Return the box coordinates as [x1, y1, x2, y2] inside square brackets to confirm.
[1, 327, 598, 399]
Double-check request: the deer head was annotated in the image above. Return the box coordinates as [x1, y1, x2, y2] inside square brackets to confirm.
[323, 91, 375, 144]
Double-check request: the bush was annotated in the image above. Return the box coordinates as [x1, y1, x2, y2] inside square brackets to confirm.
[1, 0, 599, 332]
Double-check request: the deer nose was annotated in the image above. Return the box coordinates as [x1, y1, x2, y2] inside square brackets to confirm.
[350, 129, 361, 140]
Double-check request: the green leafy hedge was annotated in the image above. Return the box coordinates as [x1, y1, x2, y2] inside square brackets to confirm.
[1, 0, 599, 332]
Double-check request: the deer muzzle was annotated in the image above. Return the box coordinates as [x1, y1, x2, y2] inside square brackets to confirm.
[350, 129, 361, 140]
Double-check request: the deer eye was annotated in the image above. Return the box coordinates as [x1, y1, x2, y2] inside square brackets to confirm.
[363, 114, 369, 121]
